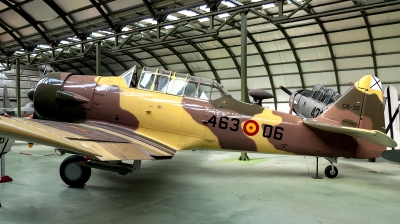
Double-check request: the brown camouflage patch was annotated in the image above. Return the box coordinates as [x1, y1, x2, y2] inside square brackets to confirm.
[182, 95, 259, 151]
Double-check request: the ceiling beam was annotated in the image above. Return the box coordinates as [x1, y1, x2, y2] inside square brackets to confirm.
[0, 0, 52, 44]
[290, 0, 340, 93]
[359, 7, 378, 77]
[88, 0, 121, 32]
[85, 54, 116, 76]
[1, 0, 392, 57]
[0, 19, 27, 50]
[102, 51, 129, 70]
[77, 60, 96, 74]
[42, 0, 81, 38]
[273, 0, 400, 24]
[65, 62, 85, 74]
[188, 8, 238, 83]
[142, 0, 158, 20]
[189, 39, 220, 83]
[122, 51, 146, 68]
[254, 9, 305, 90]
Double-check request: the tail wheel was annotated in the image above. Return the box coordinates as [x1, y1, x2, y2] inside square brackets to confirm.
[324, 165, 338, 178]
[60, 155, 91, 187]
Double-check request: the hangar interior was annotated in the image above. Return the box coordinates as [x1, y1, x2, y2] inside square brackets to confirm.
[0, 0, 399, 110]
[0, 0, 400, 223]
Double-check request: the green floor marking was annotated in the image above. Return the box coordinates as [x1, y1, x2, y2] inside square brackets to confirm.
[219, 157, 270, 165]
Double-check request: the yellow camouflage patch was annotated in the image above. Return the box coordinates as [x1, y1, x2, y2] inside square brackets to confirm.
[355, 75, 383, 102]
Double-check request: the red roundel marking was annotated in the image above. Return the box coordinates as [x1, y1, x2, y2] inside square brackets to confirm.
[243, 120, 259, 136]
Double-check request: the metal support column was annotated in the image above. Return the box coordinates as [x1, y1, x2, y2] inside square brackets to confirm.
[240, 11, 249, 103]
[16, 58, 21, 117]
[96, 42, 102, 76]
[239, 10, 250, 162]
[278, 0, 284, 17]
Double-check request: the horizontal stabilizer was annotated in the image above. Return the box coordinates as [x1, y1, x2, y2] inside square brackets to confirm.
[303, 118, 397, 148]
[381, 150, 400, 163]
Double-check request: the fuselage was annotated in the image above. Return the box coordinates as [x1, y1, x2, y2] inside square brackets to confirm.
[30, 69, 382, 159]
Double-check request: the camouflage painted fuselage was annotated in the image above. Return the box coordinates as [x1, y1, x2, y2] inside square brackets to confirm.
[32, 72, 385, 159]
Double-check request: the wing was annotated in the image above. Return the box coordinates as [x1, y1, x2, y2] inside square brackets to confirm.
[303, 118, 397, 148]
[0, 117, 175, 161]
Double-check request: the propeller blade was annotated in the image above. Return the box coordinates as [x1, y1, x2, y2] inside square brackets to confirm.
[279, 85, 292, 96]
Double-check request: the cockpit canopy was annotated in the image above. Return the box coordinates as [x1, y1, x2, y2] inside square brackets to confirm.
[307, 84, 340, 105]
[120, 66, 230, 101]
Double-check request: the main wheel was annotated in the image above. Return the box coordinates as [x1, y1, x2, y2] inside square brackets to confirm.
[60, 155, 91, 187]
[324, 165, 338, 178]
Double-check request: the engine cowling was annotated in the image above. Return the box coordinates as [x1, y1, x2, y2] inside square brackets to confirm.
[33, 72, 73, 120]
[31, 72, 96, 121]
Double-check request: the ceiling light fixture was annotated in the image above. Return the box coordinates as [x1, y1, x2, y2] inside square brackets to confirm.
[199, 5, 210, 12]
[178, 10, 198, 17]
[167, 15, 179, 21]
[142, 18, 157, 24]
[218, 13, 230, 18]
[91, 32, 104, 37]
[198, 17, 210, 22]
[262, 3, 275, 9]
[221, 1, 235, 8]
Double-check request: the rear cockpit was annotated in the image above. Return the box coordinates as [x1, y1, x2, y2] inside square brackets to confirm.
[120, 66, 229, 101]
[303, 85, 340, 105]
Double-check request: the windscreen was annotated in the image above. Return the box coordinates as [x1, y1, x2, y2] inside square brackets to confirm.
[119, 66, 136, 87]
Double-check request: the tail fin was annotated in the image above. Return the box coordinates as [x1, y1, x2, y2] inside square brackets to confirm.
[316, 75, 385, 132]
[3, 85, 12, 109]
[384, 86, 400, 150]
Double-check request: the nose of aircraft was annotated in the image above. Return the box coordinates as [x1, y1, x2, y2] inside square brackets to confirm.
[28, 88, 35, 101]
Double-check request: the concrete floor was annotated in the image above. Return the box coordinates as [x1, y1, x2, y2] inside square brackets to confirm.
[1, 143, 400, 224]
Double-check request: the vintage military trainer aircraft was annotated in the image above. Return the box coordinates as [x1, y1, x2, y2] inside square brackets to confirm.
[279, 84, 341, 118]
[0, 66, 396, 187]
[280, 84, 400, 163]
[0, 85, 34, 117]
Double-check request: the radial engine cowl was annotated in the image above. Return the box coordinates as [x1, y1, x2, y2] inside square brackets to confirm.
[33, 72, 73, 120]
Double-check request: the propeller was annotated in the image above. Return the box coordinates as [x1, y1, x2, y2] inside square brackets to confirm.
[279, 85, 292, 96]
[28, 88, 35, 101]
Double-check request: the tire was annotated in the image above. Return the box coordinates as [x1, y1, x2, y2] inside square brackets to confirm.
[324, 165, 338, 178]
[60, 155, 91, 187]
[368, 158, 376, 162]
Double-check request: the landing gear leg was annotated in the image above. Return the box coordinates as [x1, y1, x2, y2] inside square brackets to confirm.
[0, 138, 14, 183]
[312, 157, 323, 179]
[238, 152, 250, 161]
[0, 153, 12, 183]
